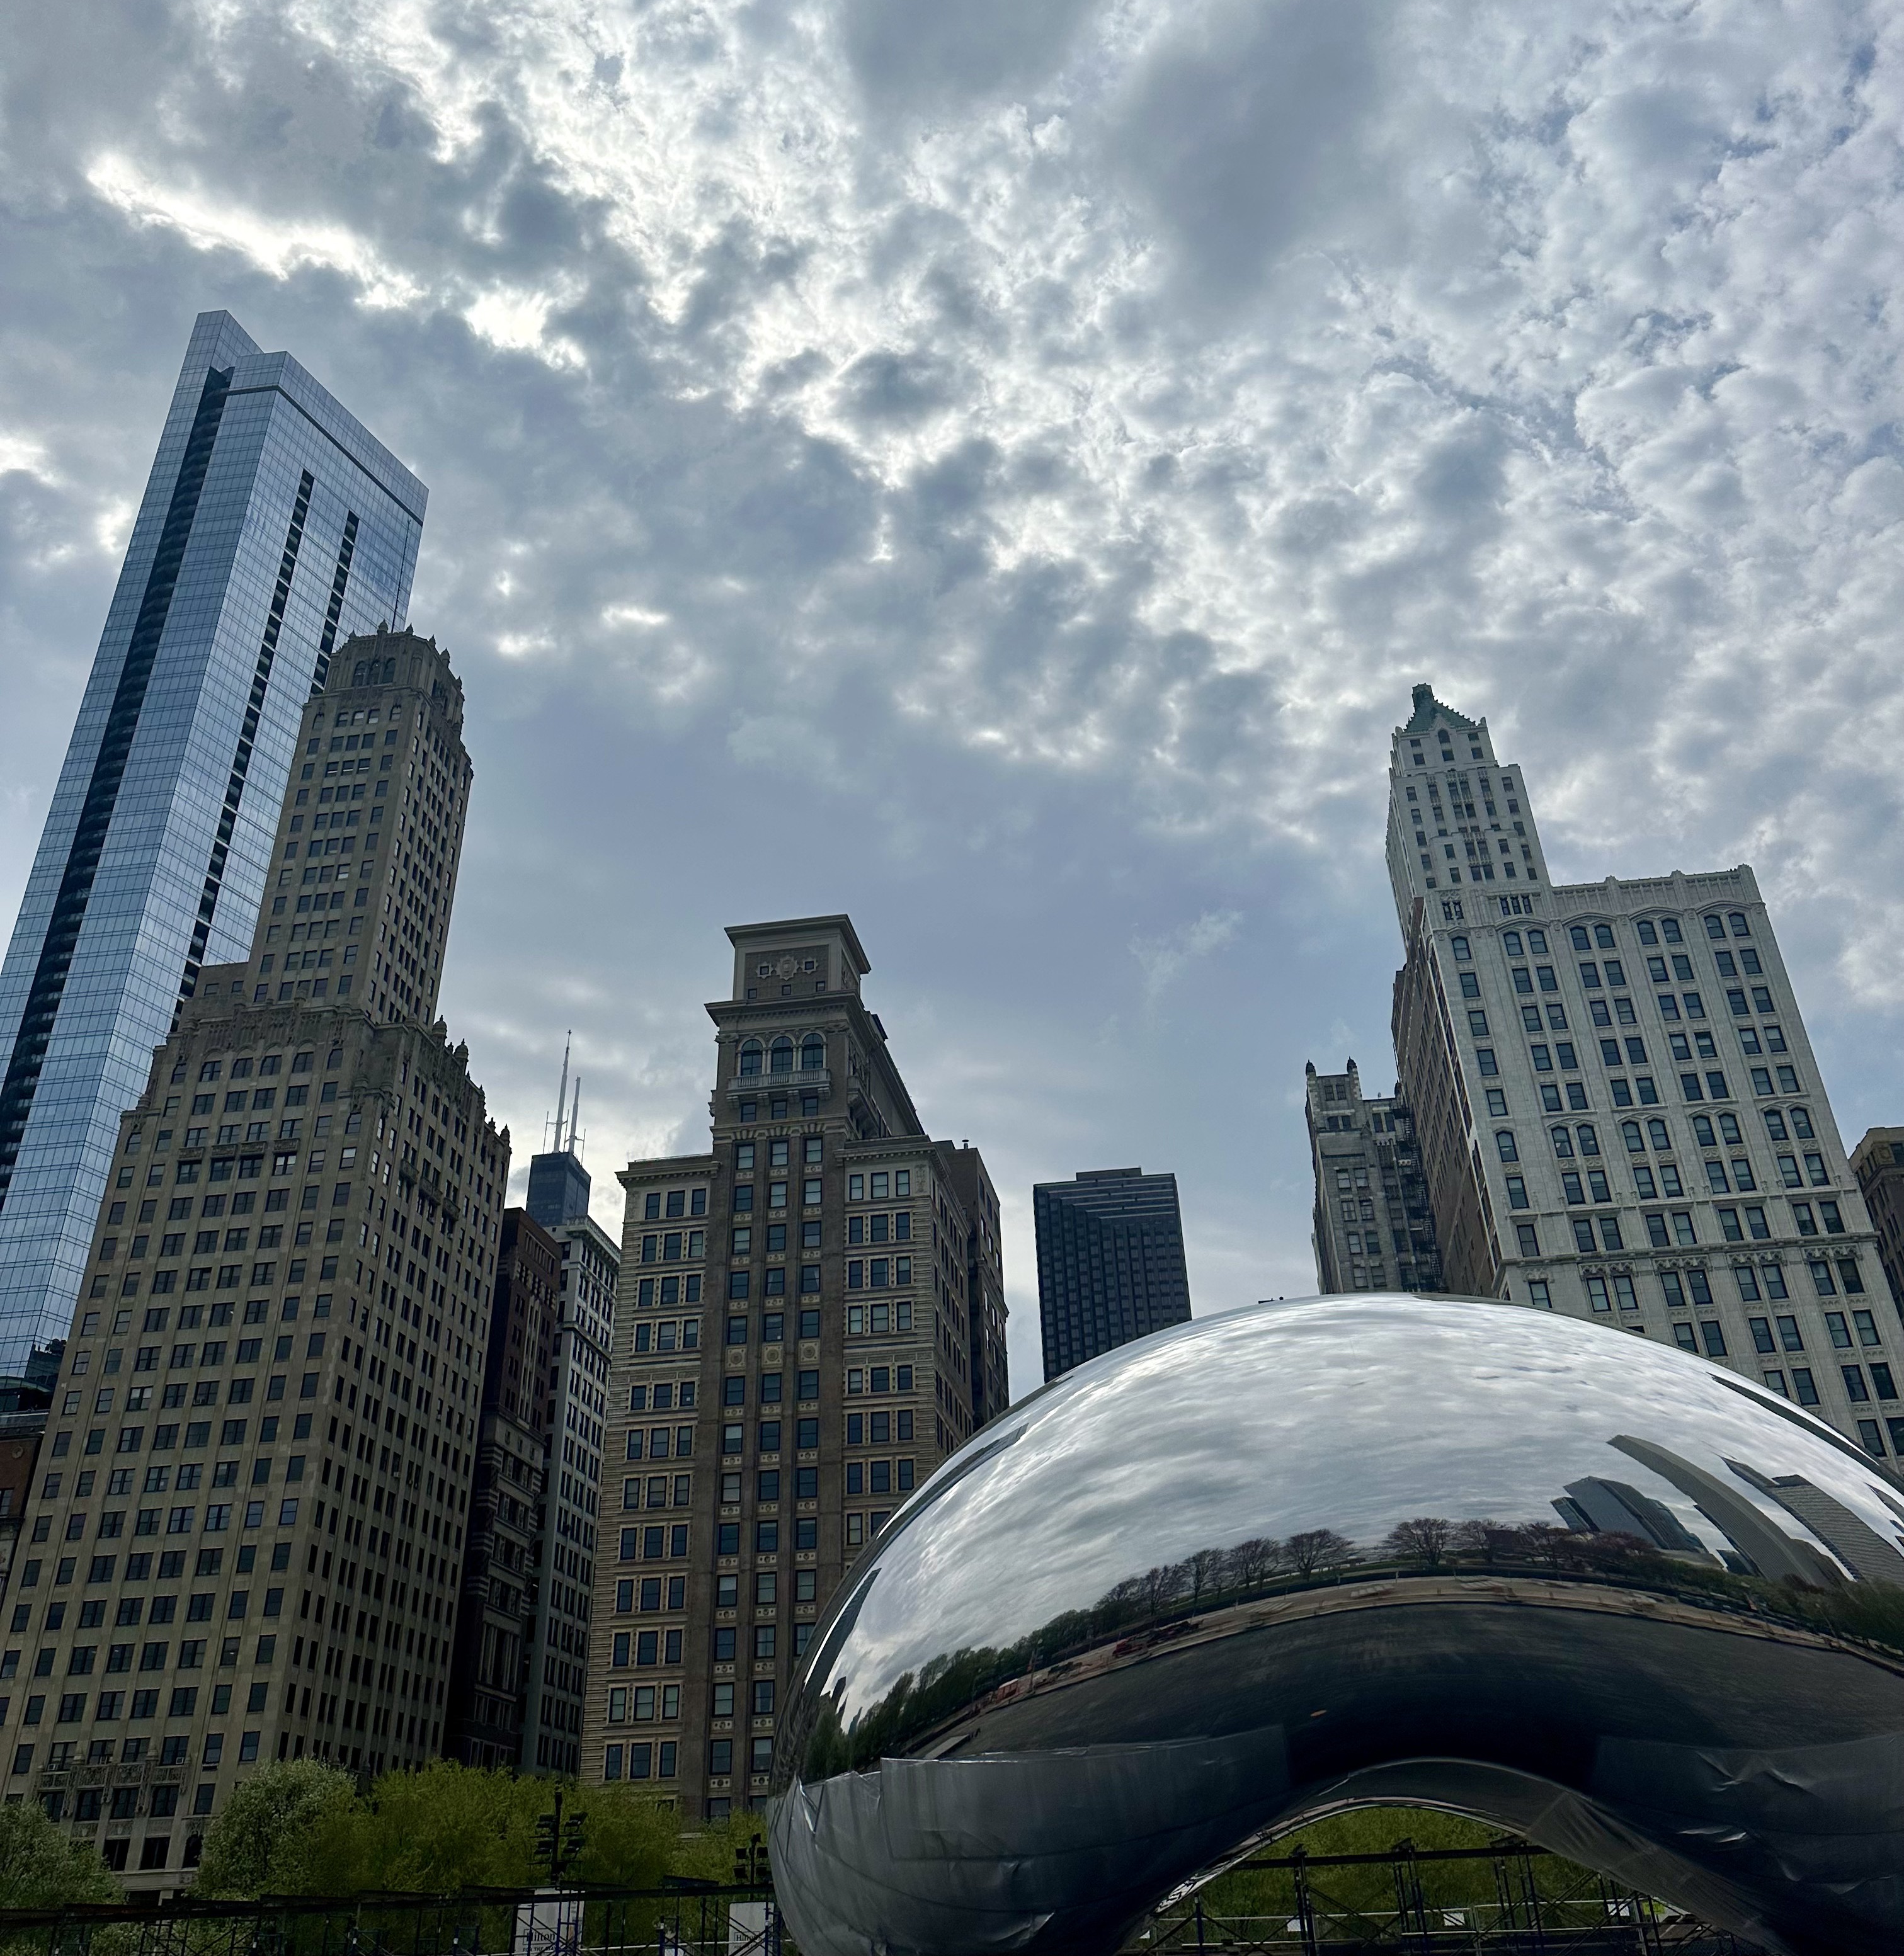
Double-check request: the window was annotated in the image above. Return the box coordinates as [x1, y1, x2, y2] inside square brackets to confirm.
[1495, 1132, 1517, 1163]
[1792, 1368, 1820, 1406]
[1699, 1321, 1726, 1358]
[1467, 1009, 1489, 1037]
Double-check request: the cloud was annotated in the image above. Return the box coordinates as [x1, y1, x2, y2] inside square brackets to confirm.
[1131, 909, 1244, 1013]
[3, 0, 1904, 1397]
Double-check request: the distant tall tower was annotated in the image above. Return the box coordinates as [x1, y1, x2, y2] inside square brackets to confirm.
[0, 312, 425, 1374]
[518, 1038, 615, 1774]
[1033, 1168, 1191, 1382]
[527, 1037, 591, 1230]
[1388, 684, 1893, 1462]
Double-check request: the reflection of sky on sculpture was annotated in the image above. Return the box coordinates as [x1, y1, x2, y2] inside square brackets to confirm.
[814, 1295, 1904, 1726]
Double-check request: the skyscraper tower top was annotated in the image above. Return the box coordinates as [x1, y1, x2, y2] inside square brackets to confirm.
[527, 1034, 592, 1229]
[1384, 685, 1551, 940]
[0, 311, 425, 1373]
[207, 624, 470, 1029]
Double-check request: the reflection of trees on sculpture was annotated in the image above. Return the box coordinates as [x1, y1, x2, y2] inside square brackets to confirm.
[795, 1501, 1904, 1782]
[1285, 1528, 1354, 1578]
[1382, 1516, 1454, 1568]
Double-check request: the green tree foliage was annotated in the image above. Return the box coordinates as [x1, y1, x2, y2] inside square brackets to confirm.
[193, 1760, 717, 1900]
[0, 1800, 120, 1909]
[1199, 1808, 1595, 1923]
[193, 1760, 357, 1898]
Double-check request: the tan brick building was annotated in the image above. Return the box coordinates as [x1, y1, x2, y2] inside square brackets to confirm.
[581, 917, 1006, 1817]
[0, 628, 510, 1889]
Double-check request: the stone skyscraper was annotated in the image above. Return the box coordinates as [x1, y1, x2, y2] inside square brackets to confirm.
[3, 628, 508, 1889]
[1303, 1061, 1442, 1296]
[1032, 1168, 1191, 1382]
[580, 916, 1005, 1818]
[1388, 686, 1894, 1457]
[0, 314, 425, 1375]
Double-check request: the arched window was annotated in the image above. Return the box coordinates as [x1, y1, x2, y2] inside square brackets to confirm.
[738, 1039, 763, 1078]
[1704, 914, 1726, 941]
[769, 1037, 794, 1075]
[1790, 1106, 1815, 1140]
[1728, 911, 1750, 937]
[1495, 1132, 1518, 1163]
[1569, 925, 1590, 951]
[1551, 1126, 1574, 1159]
[1646, 1117, 1670, 1150]
[1621, 1120, 1643, 1153]
[1450, 935, 1471, 960]
[1576, 1123, 1600, 1157]
[800, 1035, 825, 1072]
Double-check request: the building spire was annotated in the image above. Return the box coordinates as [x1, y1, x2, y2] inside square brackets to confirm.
[552, 1032, 572, 1152]
[568, 1074, 583, 1164]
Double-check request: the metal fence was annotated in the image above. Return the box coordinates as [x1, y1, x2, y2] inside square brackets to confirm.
[0, 1882, 779, 1956]
[1137, 1843, 1766, 1955]
[0, 1846, 1764, 1956]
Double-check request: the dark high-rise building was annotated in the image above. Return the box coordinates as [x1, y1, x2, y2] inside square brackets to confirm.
[513, 1049, 615, 1775]
[0, 313, 425, 1375]
[6, 628, 509, 1891]
[1303, 1059, 1442, 1295]
[447, 1210, 557, 1769]
[527, 1040, 590, 1231]
[580, 916, 1005, 1818]
[1033, 1168, 1190, 1382]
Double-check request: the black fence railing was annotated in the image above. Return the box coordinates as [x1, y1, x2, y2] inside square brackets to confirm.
[1136, 1841, 1767, 1955]
[0, 1882, 779, 1956]
[0, 1845, 1764, 1956]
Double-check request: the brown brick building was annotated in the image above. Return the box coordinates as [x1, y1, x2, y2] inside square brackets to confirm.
[581, 917, 1006, 1817]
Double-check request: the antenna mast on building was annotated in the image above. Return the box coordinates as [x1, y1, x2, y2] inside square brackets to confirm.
[550, 1032, 572, 1152]
[568, 1076, 583, 1164]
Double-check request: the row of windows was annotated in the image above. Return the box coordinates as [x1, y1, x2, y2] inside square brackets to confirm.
[601, 1739, 678, 1781]
[15, 1729, 258, 1774]
[1522, 1255, 1864, 1314]
[1450, 913, 1750, 964]
[639, 1188, 709, 1221]
[1512, 1188, 1860, 1253]
[736, 1036, 827, 1075]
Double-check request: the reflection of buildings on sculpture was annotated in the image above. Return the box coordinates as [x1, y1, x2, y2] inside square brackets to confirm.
[1381, 684, 1893, 1459]
[1303, 1060, 1442, 1295]
[579, 915, 1007, 1820]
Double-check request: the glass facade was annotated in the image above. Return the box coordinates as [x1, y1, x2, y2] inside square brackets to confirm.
[0, 310, 426, 1374]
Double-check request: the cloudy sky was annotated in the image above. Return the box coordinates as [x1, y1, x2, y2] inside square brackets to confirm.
[6, 0, 1904, 1396]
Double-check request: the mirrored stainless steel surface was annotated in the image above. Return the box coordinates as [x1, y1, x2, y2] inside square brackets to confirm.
[770, 1295, 1904, 1956]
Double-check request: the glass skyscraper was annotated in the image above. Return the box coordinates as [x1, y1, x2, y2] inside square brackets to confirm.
[0, 310, 425, 1374]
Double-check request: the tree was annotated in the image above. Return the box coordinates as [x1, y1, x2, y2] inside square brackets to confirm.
[1226, 1537, 1284, 1592]
[1382, 1516, 1454, 1569]
[1137, 1562, 1188, 1617]
[1284, 1528, 1355, 1579]
[0, 1801, 120, 1909]
[1185, 1547, 1228, 1603]
[194, 1759, 356, 1898]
